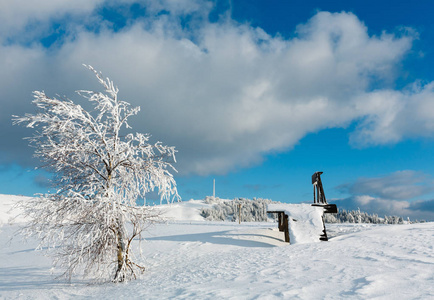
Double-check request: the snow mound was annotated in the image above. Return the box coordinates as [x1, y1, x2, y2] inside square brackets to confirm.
[267, 203, 325, 244]
[157, 199, 212, 221]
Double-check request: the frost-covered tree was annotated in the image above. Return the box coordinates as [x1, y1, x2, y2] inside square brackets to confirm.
[13, 65, 179, 282]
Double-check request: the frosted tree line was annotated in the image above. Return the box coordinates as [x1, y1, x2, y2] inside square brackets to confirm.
[13, 65, 179, 282]
[201, 198, 418, 224]
[323, 208, 408, 224]
[201, 197, 275, 222]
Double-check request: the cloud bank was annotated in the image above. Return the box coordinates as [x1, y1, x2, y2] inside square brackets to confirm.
[1, 1, 434, 176]
[335, 171, 434, 221]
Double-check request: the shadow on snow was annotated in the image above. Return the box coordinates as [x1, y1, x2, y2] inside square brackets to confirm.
[146, 230, 284, 248]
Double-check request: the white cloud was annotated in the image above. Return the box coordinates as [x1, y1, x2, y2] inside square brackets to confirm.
[0, 0, 105, 40]
[337, 170, 434, 200]
[1, 3, 433, 176]
[350, 83, 434, 147]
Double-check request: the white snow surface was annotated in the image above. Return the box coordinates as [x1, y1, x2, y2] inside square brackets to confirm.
[1, 194, 433, 299]
[0, 194, 31, 225]
[267, 203, 326, 244]
[157, 199, 211, 221]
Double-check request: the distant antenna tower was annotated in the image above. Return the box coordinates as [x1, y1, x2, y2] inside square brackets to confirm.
[213, 179, 215, 199]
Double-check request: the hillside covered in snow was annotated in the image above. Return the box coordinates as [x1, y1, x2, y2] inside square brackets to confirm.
[0, 194, 433, 299]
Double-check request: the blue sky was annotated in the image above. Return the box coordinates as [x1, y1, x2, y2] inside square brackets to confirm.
[1, 0, 434, 220]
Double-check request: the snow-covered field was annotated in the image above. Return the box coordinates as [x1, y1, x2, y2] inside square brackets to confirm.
[1, 195, 433, 299]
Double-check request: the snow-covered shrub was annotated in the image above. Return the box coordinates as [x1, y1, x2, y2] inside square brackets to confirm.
[13, 65, 179, 282]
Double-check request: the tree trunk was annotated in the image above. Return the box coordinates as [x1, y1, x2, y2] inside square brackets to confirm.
[113, 223, 126, 282]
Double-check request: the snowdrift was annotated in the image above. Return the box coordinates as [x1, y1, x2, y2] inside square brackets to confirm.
[156, 199, 211, 221]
